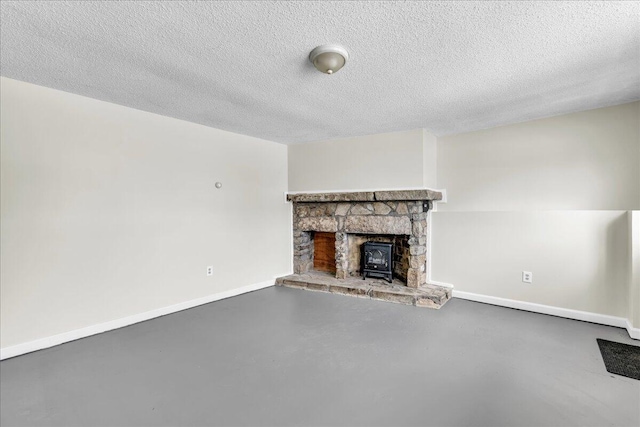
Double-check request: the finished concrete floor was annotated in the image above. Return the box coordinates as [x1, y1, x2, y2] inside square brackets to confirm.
[1, 286, 639, 427]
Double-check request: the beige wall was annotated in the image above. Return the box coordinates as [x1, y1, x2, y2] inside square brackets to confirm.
[288, 129, 433, 192]
[422, 131, 438, 189]
[437, 102, 640, 212]
[431, 211, 629, 317]
[432, 102, 639, 324]
[0, 77, 291, 349]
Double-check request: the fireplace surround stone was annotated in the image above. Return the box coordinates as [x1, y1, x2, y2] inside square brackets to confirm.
[277, 189, 451, 309]
[288, 189, 441, 288]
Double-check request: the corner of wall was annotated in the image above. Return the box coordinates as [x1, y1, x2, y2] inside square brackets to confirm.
[629, 211, 640, 333]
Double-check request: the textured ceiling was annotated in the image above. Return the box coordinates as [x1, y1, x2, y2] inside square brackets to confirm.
[1, 1, 639, 144]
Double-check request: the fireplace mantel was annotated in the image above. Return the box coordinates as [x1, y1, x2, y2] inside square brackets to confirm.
[286, 189, 443, 203]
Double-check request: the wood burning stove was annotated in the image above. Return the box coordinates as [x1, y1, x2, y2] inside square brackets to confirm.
[362, 241, 393, 283]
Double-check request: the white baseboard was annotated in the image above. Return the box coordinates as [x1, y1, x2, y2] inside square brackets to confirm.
[427, 280, 455, 289]
[452, 290, 638, 340]
[626, 319, 640, 340]
[0, 278, 278, 361]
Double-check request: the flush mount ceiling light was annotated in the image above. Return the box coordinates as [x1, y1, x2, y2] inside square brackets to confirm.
[309, 45, 349, 75]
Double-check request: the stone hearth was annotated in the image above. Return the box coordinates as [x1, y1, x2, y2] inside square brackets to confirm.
[277, 189, 452, 309]
[276, 271, 451, 308]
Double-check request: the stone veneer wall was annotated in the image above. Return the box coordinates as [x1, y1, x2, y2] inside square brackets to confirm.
[289, 190, 443, 288]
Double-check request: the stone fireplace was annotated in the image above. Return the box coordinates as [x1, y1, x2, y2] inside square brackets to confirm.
[276, 190, 452, 309]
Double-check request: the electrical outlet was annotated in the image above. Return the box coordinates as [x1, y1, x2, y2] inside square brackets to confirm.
[207, 266, 213, 276]
[522, 271, 532, 283]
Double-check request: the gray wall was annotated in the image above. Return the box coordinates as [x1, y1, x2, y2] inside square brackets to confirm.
[0, 77, 292, 349]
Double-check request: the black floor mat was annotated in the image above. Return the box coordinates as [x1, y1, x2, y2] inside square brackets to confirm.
[597, 339, 640, 380]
